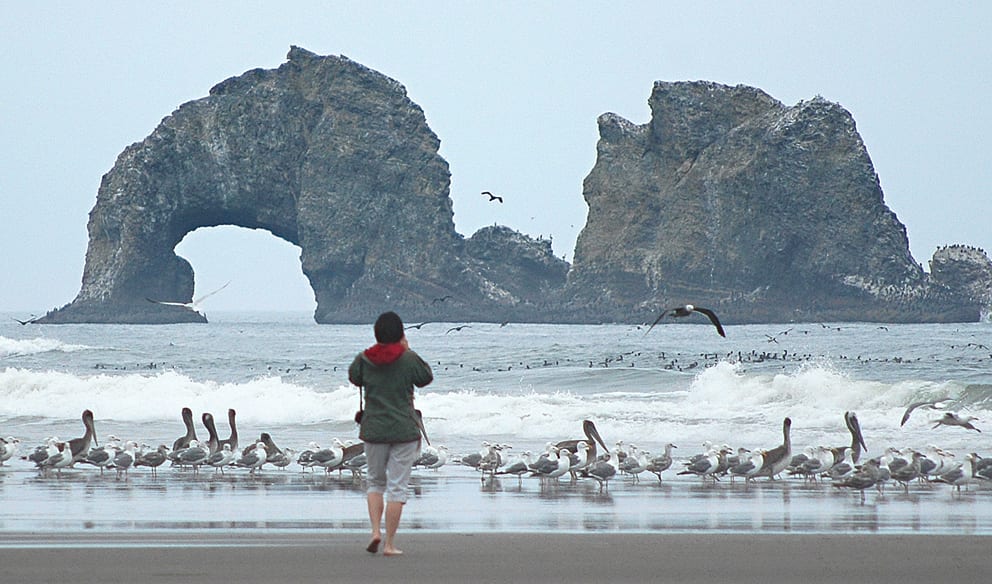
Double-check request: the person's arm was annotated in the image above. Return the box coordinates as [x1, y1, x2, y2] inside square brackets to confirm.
[348, 354, 364, 386]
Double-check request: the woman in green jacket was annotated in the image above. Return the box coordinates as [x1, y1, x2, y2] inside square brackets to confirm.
[349, 311, 433, 556]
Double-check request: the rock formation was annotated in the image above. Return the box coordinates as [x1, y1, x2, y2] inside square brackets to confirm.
[37, 54, 989, 325]
[38, 47, 567, 324]
[566, 81, 991, 323]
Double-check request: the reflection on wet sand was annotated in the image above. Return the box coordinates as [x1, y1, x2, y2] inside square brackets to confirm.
[1, 463, 992, 535]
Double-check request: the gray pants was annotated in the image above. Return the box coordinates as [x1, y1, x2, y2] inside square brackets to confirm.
[364, 440, 420, 503]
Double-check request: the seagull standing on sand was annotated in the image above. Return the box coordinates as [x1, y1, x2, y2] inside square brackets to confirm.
[644, 304, 726, 337]
[146, 280, 230, 316]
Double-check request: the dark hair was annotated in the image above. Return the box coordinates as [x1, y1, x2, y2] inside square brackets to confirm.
[374, 311, 404, 343]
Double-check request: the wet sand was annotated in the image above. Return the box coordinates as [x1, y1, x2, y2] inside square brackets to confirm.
[2, 461, 992, 582]
[2, 531, 990, 584]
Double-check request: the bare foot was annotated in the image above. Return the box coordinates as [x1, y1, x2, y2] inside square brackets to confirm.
[366, 536, 381, 553]
[383, 547, 404, 557]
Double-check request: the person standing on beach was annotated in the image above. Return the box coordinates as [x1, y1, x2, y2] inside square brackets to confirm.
[349, 311, 433, 556]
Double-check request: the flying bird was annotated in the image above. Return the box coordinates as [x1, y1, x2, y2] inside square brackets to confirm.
[432, 295, 453, 304]
[10, 315, 38, 325]
[481, 191, 503, 203]
[644, 304, 726, 337]
[900, 397, 953, 427]
[147, 281, 231, 316]
[932, 412, 981, 432]
[405, 322, 431, 330]
[445, 325, 471, 334]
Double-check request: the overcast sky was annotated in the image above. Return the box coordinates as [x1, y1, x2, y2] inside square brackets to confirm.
[1, 2, 989, 314]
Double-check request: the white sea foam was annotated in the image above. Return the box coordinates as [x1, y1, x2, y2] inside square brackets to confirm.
[0, 368, 356, 424]
[0, 336, 91, 357]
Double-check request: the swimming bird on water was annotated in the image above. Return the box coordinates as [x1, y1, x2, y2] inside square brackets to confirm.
[901, 397, 952, 426]
[932, 412, 981, 432]
[146, 280, 230, 316]
[644, 304, 726, 337]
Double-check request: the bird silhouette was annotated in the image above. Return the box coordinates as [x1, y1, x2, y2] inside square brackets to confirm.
[644, 304, 726, 337]
[147, 281, 231, 316]
[446, 325, 471, 334]
[481, 191, 503, 203]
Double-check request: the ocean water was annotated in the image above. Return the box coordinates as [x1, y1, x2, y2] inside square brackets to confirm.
[2, 312, 991, 535]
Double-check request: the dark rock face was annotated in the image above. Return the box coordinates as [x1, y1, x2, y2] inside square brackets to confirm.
[567, 81, 990, 323]
[38, 47, 567, 324]
[37, 59, 989, 326]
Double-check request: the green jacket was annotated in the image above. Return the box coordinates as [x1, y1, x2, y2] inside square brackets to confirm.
[349, 348, 433, 443]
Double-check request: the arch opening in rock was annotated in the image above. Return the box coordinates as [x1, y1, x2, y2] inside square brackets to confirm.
[173, 225, 316, 315]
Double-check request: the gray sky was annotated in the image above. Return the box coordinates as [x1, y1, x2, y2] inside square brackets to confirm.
[2, 2, 989, 313]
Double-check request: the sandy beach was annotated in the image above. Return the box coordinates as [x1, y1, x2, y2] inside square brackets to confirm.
[2, 532, 990, 584]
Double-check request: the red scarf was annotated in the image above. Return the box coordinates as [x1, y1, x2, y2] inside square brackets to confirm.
[363, 342, 406, 365]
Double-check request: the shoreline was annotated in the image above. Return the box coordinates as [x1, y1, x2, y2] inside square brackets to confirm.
[1, 532, 990, 584]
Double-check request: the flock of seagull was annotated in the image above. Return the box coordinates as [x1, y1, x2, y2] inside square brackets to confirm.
[2, 402, 991, 504]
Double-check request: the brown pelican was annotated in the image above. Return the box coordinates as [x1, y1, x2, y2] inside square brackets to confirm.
[645, 304, 726, 337]
[201, 412, 220, 455]
[833, 411, 868, 464]
[756, 417, 792, 479]
[68, 409, 98, 464]
[556, 420, 610, 460]
[217, 409, 238, 453]
[242, 432, 284, 461]
[172, 407, 197, 452]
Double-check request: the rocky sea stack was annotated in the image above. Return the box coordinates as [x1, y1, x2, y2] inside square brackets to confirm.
[565, 81, 991, 323]
[39, 51, 990, 324]
[38, 47, 567, 324]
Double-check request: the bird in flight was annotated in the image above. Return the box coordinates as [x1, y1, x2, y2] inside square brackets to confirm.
[644, 304, 726, 337]
[147, 281, 231, 316]
[10, 315, 39, 325]
[432, 295, 453, 304]
[445, 325, 471, 334]
[932, 412, 981, 432]
[900, 397, 952, 426]
[405, 322, 431, 330]
[481, 191, 503, 203]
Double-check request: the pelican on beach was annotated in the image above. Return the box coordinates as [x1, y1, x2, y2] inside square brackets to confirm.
[756, 417, 793, 480]
[201, 412, 220, 455]
[68, 409, 98, 464]
[216, 409, 239, 453]
[836, 411, 868, 464]
[556, 420, 610, 461]
[172, 408, 198, 452]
